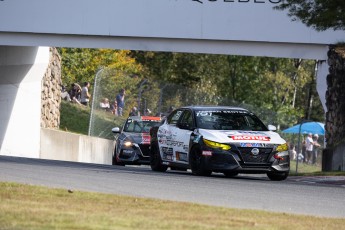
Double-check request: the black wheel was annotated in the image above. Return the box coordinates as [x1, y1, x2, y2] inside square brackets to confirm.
[267, 172, 289, 181]
[189, 146, 212, 176]
[112, 146, 125, 166]
[223, 172, 238, 178]
[150, 144, 168, 172]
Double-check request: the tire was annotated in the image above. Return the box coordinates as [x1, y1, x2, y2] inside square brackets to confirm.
[223, 172, 238, 178]
[112, 147, 125, 166]
[150, 144, 168, 172]
[189, 146, 212, 176]
[267, 172, 289, 181]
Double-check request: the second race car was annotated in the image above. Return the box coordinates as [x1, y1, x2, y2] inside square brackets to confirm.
[112, 116, 162, 165]
[150, 106, 290, 180]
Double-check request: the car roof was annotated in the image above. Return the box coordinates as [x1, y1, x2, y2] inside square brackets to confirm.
[178, 105, 249, 112]
[127, 116, 161, 121]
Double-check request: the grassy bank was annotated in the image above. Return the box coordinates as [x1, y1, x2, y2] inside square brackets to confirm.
[1, 182, 344, 230]
[59, 101, 126, 140]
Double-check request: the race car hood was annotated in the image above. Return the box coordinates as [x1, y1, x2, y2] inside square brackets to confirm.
[123, 132, 151, 145]
[197, 129, 285, 144]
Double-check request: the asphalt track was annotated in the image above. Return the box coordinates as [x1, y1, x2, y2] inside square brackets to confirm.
[1, 156, 345, 218]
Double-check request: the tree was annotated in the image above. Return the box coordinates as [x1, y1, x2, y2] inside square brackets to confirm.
[275, 0, 345, 31]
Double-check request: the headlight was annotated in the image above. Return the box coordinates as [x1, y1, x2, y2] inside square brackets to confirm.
[203, 139, 231, 151]
[124, 141, 133, 147]
[276, 143, 288, 152]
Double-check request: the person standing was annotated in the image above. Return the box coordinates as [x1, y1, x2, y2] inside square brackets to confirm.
[80, 82, 91, 106]
[305, 133, 314, 164]
[312, 134, 321, 164]
[116, 89, 125, 116]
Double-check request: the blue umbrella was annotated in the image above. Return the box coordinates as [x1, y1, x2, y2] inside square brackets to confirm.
[282, 122, 325, 135]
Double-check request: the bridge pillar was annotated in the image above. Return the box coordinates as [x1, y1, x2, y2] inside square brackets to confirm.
[0, 46, 49, 157]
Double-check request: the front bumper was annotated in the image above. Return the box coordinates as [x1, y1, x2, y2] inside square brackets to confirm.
[117, 144, 150, 165]
[202, 146, 290, 174]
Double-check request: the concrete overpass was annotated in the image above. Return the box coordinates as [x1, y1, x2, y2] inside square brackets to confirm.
[1, 0, 345, 157]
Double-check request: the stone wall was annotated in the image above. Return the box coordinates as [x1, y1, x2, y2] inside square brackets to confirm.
[41, 47, 62, 128]
[324, 46, 345, 170]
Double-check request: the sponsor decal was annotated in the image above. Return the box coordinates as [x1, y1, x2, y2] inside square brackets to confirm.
[202, 150, 213, 156]
[196, 110, 248, 117]
[122, 149, 133, 156]
[141, 133, 151, 144]
[240, 143, 266, 147]
[162, 147, 173, 160]
[192, 0, 282, 4]
[237, 131, 265, 135]
[166, 140, 184, 147]
[230, 135, 270, 141]
[158, 128, 172, 135]
[176, 152, 188, 162]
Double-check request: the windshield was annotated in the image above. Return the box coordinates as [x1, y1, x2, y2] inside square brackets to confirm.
[123, 119, 161, 133]
[195, 109, 268, 131]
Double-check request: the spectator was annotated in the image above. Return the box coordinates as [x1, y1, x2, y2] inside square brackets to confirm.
[301, 135, 307, 163]
[129, 107, 140, 116]
[288, 143, 296, 160]
[116, 89, 125, 116]
[297, 152, 304, 163]
[144, 108, 152, 116]
[305, 133, 314, 164]
[312, 134, 321, 164]
[110, 100, 118, 116]
[68, 83, 82, 105]
[61, 85, 71, 102]
[167, 106, 175, 114]
[80, 82, 91, 106]
[164, 106, 175, 117]
[100, 98, 111, 111]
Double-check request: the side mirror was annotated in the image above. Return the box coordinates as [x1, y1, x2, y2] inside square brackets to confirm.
[268, 125, 277, 131]
[112, 127, 121, 134]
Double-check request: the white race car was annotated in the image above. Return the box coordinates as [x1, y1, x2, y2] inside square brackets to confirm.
[150, 106, 289, 181]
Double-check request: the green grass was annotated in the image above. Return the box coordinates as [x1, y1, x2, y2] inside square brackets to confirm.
[59, 101, 91, 134]
[289, 160, 345, 176]
[60, 101, 126, 139]
[289, 160, 321, 175]
[1, 182, 344, 230]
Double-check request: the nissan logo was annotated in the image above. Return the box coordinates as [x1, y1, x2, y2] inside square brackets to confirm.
[251, 148, 260, 156]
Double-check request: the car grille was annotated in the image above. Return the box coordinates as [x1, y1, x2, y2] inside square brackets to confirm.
[237, 147, 272, 163]
[138, 144, 150, 157]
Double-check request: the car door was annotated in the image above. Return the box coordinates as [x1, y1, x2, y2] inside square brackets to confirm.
[157, 109, 184, 162]
[173, 109, 194, 164]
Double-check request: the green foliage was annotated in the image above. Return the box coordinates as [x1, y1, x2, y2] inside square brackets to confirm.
[275, 0, 345, 31]
[57, 48, 142, 93]
[59, 48, 325, 132]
